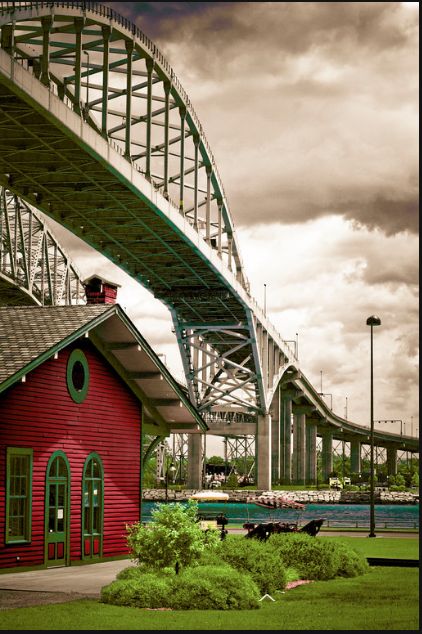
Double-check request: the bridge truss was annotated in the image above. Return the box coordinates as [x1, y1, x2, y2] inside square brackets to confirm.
[0, 2, 417, 487]
[0, 0, 297, 421]
[0, 185, 85, 305]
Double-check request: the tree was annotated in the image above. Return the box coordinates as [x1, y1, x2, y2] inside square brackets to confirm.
[225, 471, 239, 489]
[126, 500, 219, 574]
[410, 472, 419, 488]
[207, 455, 225, 465]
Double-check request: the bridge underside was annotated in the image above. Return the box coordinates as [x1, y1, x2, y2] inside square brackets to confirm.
[0, 274, 38, 305]
[0, 77, 261, 409]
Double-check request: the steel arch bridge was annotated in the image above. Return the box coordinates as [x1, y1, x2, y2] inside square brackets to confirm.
[0, 185, 85, 305]
[0, 2, 418, 488]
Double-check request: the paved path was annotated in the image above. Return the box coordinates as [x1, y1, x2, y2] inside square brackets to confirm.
[0, 559, 132, 597]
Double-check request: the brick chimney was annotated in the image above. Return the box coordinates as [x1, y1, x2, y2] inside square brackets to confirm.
[84, 275, 120, 305]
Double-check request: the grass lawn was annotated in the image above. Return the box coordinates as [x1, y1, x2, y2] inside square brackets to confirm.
[0, 537, 418, 631]
[0, 567, 418, 630]
[318, 536, 419, 559]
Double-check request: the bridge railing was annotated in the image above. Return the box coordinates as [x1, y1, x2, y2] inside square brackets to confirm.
[0, 1, 230, 229]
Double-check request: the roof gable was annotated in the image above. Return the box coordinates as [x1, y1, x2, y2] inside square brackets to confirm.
[0, 305, 112, 386]
[0, 305, 206, 435]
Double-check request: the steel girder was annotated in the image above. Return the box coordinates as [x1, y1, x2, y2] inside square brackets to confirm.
[0, 185, 85, 305]
[0, 1, 296, 420]
[0, 3, 417, 455]
[224, 436, 256, 479]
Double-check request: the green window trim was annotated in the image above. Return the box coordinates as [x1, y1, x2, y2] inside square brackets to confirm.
[44, 450, 71, 566]
[81, 452, 104, 560]
[5, 447, 33, 544]
[66, 348, 90, 403]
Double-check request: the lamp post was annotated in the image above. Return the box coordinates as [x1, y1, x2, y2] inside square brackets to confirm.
[366, 315, 381, 538]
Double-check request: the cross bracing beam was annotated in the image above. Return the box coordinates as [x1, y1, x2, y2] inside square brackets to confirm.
[0, 3, 416, 458]
[0, 185, 85, 306]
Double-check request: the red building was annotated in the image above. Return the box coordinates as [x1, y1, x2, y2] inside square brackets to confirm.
[0, 295, 205, 571]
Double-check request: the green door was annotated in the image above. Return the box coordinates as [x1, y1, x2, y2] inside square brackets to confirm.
[82, 454, 103, 559]
[45, 453, 70, 566]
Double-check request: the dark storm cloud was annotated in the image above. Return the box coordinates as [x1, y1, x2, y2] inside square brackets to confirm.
[103, 2, 418, 236]
[105, 2, 411, 56]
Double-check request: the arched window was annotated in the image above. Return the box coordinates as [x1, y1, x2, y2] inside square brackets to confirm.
[82, 453, 104, 559]
[45, 451, 70, 566]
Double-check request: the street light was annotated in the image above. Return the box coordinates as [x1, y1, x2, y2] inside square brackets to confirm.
[366, 315, 381, 538]
[374, 419, 403, 437]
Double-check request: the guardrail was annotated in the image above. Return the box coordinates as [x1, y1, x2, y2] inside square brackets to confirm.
[140, 514, 419, 530]
[322, 519, 419, 530]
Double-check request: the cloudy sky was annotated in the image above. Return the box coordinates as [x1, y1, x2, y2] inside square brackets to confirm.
[49, 2, 419, 454]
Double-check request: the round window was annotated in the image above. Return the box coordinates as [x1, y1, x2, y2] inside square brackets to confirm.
[67, 349, 89, 403]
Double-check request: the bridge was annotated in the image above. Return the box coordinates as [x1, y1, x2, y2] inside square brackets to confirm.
[0, 1, 418, 489]
[0, 185, 85, 305]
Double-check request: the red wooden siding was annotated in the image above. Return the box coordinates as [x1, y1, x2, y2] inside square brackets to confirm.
[0, 339, 141, 569]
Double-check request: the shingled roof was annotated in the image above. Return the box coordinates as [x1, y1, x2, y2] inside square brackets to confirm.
[0, 305, 112, 385]
[0, 304, 206, 434]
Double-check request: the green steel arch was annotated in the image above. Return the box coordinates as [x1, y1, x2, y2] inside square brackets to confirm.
[0, 2, 418, 475]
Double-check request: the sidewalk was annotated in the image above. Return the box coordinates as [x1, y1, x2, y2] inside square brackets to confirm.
[0, 559, 132, 598]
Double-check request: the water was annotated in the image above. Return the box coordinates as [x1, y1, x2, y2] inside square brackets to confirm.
[141, 501, 419, 529]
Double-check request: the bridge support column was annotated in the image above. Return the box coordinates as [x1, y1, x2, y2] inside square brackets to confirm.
[292, 412, 306, 485]
[350, 440, 361, 474]
[186, 434, 203, 489]
[321, 430, 333, 483]
[279, 394, 292, 484]
[271, 389, 280, 484]
[386, 447, 398, 476]
[306, 422, 317, 485]
[256, 412, 272, 491]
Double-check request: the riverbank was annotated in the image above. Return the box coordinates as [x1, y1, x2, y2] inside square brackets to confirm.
[143, 488, 419, 505]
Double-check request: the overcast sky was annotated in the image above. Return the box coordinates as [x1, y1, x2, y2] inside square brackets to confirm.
[48, 2, 419, 455]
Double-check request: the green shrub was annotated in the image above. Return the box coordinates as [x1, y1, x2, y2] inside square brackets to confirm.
[334, 543, 370, 577]
[126, 500, 219, 574]
[116, 565, 175, 581]
[169, 565, 261, 610]
[215, 534, 287, 594]
[269, 533, 369, 581]
[102, 565, 261, 611]
[285, 567, 301, 583]
[269, 533, 341, 580]
[101, 575, 171, 608]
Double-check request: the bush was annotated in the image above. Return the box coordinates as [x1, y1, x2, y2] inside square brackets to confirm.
[126, 500, 219, 574]
[269, 533, 341, 580]
[101, 574, 171, 608]
[116, 565, 175, 581]
[269, 533, 369, 580]
[169, 565, 261, 610]
[102, 565, 260, 611]
[334, 543, 370, 577]
[214, 534, 287, 594]
[285, 567, 301, 583]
